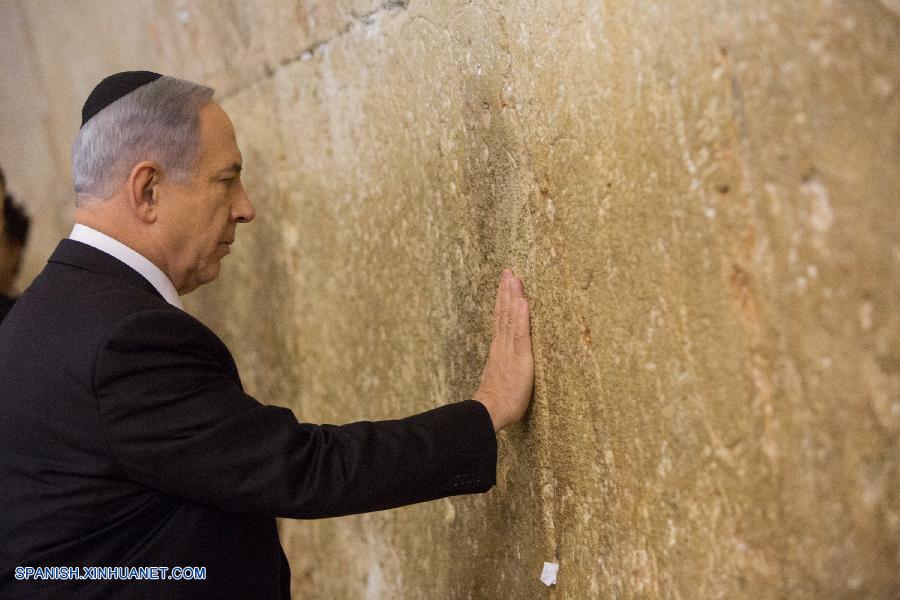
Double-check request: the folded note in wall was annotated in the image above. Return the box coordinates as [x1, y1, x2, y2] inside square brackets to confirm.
[540, 562, 559, 586]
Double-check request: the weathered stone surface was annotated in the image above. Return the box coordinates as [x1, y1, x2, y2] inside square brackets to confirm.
[1, 1, 898, 598]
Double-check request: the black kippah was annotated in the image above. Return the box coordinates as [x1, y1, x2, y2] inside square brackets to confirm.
[80, 70, 163, 128]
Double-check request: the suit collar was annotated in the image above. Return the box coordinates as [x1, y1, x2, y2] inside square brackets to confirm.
[47, 238, 166, 302]
[68, 224, 183, 309]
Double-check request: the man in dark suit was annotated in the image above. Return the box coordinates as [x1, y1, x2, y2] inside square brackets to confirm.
[0, 72, 534, 599]
[0, 194, 32, 323]
[0, 166, 9, 322]
[0, 165, 7, 316]
[0, 165, 7, 237]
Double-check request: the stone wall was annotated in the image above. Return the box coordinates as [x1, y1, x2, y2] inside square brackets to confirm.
[1, 1, 897, 597]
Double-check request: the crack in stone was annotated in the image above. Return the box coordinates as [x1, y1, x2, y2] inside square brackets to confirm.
[219, 0, 409, 101]
[352, 0, 409, 25]
[288, 1, 409, 63]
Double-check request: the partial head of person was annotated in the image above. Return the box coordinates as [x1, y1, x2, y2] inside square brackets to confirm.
[72, 71, 255, 296]
[0, 166, 7, 239]
[0, 195, 30, 296]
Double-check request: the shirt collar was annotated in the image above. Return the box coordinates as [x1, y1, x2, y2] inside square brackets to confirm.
[68, 223, 184, 310]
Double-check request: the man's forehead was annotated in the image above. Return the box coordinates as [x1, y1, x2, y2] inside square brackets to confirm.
[198, 103, 241, 165]
[201, 103, 234, 134]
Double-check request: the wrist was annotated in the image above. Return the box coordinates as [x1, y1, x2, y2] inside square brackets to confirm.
[472, 391, 503, 433]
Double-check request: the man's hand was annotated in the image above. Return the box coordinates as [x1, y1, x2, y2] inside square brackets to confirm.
[472, 268, 535, 432]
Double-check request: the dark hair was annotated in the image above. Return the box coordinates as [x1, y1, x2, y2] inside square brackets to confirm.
[0, 166, 5, 189]
[3, 196, 31, 247]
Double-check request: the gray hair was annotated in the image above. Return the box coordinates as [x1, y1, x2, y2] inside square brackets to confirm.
[71, 75, 215, 206]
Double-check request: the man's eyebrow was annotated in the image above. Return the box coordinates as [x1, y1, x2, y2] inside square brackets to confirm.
[216, 163, 243, 175]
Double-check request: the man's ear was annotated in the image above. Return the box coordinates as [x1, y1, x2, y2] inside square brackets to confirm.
[127, 161, 162, 223]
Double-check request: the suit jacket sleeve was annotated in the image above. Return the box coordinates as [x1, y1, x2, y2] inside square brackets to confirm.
[93, 309, 497, 519]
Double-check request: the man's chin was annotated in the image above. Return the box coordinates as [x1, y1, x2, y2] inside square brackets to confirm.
[201, 263, 222, 286]
[179, 263, 222, 296]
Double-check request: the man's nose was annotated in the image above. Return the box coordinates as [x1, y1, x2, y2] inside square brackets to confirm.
[234, 185, 256, 224]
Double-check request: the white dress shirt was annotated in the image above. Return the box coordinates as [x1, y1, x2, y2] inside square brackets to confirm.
[68, 223, 184, 310]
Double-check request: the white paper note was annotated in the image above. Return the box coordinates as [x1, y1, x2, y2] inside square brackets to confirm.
[540, 561, 559, 586]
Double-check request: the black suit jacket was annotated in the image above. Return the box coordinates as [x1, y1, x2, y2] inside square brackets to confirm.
[0, 293, 14, 323]
[0, 239, 497, 599]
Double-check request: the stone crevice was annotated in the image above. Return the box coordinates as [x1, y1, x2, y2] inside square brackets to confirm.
[219, 0, 410, 101]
